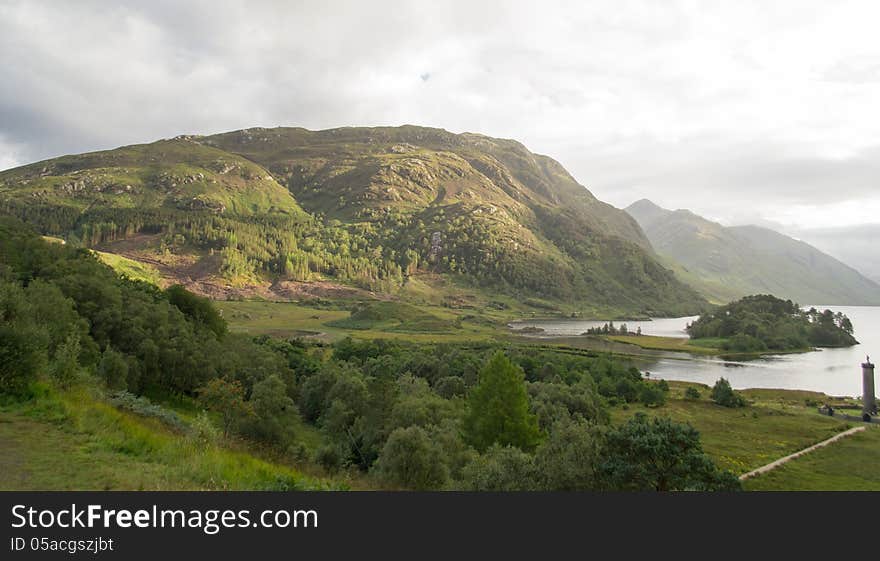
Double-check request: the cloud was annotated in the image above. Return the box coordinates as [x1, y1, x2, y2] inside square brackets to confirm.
[2, 0, 880, 243]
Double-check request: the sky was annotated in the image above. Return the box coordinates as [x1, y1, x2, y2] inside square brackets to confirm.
[2, 0, 879, 277]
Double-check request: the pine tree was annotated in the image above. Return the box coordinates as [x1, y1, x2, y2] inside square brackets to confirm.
[464, 351, 542, 452]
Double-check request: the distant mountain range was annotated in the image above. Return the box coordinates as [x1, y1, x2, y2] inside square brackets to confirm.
[626, 199, 880, 305]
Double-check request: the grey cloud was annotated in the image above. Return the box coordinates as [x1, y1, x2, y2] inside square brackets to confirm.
[2, 0, 880, 258]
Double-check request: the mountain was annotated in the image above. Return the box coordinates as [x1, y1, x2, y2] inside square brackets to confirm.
[787, 224, 880, 286]
[0, 126, 706, 316]
[1, 139, 305, 217]
[625, 199, 880, 305]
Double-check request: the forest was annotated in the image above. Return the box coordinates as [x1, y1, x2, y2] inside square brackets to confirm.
[686, 294, 858, 352]
[0, 215, 738, 491]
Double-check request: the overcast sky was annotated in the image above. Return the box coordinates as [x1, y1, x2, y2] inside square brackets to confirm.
[2, 0, 879, 273]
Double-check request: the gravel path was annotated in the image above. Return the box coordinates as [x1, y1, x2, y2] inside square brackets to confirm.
[739, 425, 867, 481]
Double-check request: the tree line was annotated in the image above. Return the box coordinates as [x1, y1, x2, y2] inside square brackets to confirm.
[0, 196, 702, 315]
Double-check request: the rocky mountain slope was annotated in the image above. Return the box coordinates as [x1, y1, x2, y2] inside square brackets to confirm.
[0, 127, 706, 316]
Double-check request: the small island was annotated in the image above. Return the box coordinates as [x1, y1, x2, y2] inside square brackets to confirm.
[685, 294, 858, 352]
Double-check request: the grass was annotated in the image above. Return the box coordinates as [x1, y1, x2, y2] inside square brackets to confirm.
[606, 335, 720, 355]
[217, 299, 505, 343]
[744, 427, 880, 490]
[610, 381, 850, 475]
[94, 250, 163, 285]
[0, 138, 305, 217]
[605, 334, 811, 359]
[326, 301, 457, 332]
[0, 384, 340, 491]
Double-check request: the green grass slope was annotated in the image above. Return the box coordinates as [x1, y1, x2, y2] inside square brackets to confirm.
[0, 137, 305, 217]
[0, 386, 337, 491]
[744, 426, 880, 490]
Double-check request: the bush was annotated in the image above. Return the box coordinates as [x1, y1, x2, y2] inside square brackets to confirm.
[166, 284, 227, 337]
[315, 444, 347, 474]
[242, 375, 298, 446]
[0, 324, 47, 397]
[108, 391, 188, 431]
[710, 378, 746, 408]
[188, 411, 220, 449]
[460, 445, 537, 491]
[373, 426, 449, 490]
[684, 387, 701, 400]
[599, 413, 741, 491]
[197, 378, 253, 437]
[50, 333, 81, 388]
[639, 383, 666, 407]
[97, 347, 129, 390]
[534, 419, 603, 490]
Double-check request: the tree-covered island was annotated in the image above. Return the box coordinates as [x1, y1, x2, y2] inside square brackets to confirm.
[686, 294, 858, 353]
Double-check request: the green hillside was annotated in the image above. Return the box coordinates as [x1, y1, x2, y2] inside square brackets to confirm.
[626, 199, 880, 305]
[0, 138, 305, 217]
[0, 127, 706, 316]
[202, 126, 706, 315]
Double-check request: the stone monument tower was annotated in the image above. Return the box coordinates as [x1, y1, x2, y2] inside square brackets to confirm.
[862, 356, 876, 416]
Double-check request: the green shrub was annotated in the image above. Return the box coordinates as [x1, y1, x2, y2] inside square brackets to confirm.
[97, 347, 129, 390]
[0, 324, 47, 398]
[373, 425, 449, 490]
[710, 378, 746, 408]
[108, 391, 188, 431]
[460, 445, 537, 491]
[639, 383, 666, 407]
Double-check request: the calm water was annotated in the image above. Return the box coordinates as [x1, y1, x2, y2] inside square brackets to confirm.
[513, 307, 880, 397]
[510, 316, 699, 338]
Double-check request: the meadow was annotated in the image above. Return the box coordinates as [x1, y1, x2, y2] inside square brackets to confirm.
[611, 381, 855, 475]
[743, 427, 880, 490]
[216, 299, 507, 343]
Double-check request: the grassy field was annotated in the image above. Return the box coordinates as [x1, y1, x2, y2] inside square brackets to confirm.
[610, 381, 852, 475]
[744, 427, 880, 490]
[606, 335, 720, 355]
[217, 299, 506, 343]
[604, 334, 813, 359]
[326, 301, 458, 332]
[94, 250, 163, 285]
[0, 386, 340, 491]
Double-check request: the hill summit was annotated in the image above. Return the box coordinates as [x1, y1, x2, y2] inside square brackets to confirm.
[0, 126, 705, 316]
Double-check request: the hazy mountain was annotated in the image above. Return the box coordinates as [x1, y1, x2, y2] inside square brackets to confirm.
[0, 126, 706, 316]
[789, 224, 880, 285]
[626, 199, 880, 305]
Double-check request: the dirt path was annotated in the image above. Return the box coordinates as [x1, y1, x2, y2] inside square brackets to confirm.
[739, 425, 867, 481]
